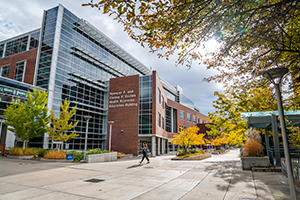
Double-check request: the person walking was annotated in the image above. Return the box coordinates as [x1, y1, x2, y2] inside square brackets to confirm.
[140, 142, 150, 164]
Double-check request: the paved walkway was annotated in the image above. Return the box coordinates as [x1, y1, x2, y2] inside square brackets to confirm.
[0, 149, 298, 200]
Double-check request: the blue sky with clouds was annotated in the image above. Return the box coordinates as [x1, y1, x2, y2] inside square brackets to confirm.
[0, 0, 223, 116]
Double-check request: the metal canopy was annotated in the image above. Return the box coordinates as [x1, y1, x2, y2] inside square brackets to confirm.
[241, 110, 300, 128]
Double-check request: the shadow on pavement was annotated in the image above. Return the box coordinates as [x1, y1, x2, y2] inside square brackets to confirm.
[127, 164, 144, 169]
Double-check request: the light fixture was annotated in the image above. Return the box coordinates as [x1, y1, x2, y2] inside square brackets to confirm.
[263, 67, 296, 200]
[108, 121, 114, 151]
[84, 116, 92, 161]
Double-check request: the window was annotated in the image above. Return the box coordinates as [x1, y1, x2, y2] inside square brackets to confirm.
[180, 110, 185, 120]
[157, 88, 161, 103]
[14, 61, 26, 82]
[162, 116, 164, 130]
[158, 112, 161, 127]
[193, 115, 197, 123]
[162, 96, 164, 109]
[1, 65, 10, 77]
[198, 118, 200, 123]
[187, 113, 191, 121]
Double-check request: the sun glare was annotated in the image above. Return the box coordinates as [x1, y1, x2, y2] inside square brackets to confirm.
[201, 39, 221, 54]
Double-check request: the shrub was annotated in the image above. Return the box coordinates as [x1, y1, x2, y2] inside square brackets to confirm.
[87, 148, 112, 155]
[9, 147, 38, 156]
[9, 147, 24, 156]
[0, 145, 3, 151]
[177, 149, 205, 157]
[243, 138, 263, 157]
[44, 150, 66, 159]
[23, 148, 38, 155]
[245, 128, 261, 143]
[70, 150, 84, 162]
[37, 148, 51, 157]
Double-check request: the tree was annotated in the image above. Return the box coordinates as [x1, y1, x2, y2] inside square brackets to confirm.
[206, 87, 277, 146]
[169, 126, 205, 154]
[83, 0, 300, 89]
[44, 99, 79, 151]
[4, 88, 49, 150]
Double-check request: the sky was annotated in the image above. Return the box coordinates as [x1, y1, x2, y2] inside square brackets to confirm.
[0, 0, 223, 116]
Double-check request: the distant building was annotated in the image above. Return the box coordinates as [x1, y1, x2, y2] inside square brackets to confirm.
[0, 4, 208, 156]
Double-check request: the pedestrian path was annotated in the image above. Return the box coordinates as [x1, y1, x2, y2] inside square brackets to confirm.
[0, 149, 297, 200]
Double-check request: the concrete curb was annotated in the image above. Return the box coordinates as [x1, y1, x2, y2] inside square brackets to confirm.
[6, 155, 35, 159]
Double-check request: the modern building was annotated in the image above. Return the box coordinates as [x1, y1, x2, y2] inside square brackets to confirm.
[0, 4, 208, 156]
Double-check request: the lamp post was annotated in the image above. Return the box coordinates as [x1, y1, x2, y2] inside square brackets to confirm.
[108, 121, 114, 151]
[262, 67, 297, 200]
[84, 116, 92, 161]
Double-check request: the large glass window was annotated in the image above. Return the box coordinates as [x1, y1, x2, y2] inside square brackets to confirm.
[139, 75, 153, 134]
[158, 112, 161, 127]
[193, 115, 197, 123]
[187, 113, 191, 122]
[158, 88, 161, 103]
[14, 61, 26, 82]
[0, 44, 4, 58]
[180, 110, 185, 120]
[5, 36, 28, 57]
[1, 65, 10, 77]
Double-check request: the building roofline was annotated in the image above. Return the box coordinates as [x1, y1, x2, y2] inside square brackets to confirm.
[0, 28, 40, 44]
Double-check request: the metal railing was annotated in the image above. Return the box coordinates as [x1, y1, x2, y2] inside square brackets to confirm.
[268, 147, 300, 166]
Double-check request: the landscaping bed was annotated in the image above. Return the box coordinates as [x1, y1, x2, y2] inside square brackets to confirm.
[211, 149, 229, 155]
[171, 150, 211, 160]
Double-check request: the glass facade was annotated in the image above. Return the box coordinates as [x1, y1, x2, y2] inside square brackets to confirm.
[34, 5, 151, 149]
[179, 93, 194, 110]
[0, 77, 33, 115]
[0, 29, 40, 59]
[139, 75, 152, 134]
[5, 36, 28, 57]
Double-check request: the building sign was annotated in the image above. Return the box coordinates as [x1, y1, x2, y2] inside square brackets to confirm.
[109, 90, 138, 108]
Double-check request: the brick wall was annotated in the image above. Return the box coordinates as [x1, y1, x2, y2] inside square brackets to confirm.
[167, 98, 208, 131]
[0, 48, 38, 85]
[152, 71, 169, 138]
[107, 74, 140, 155]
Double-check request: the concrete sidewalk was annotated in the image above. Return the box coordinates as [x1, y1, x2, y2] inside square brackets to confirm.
[0, 149, 298, 200]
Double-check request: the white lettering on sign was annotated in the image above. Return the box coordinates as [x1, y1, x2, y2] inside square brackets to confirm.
[109, 89, 138, 108]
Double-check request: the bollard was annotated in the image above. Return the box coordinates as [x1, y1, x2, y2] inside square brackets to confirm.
[2, 143, 5, 156]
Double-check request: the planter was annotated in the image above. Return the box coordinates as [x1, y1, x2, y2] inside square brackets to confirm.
[172, 153, 211, 160]
[7, 155, 35, 159]
[241, 156, 270, 170]
[86, 152, 117, 163]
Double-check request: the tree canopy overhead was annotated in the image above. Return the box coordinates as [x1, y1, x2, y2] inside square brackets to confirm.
[83, 0, 300, 88]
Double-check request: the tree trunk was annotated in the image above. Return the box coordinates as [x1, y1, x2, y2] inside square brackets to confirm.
[23, 140, 26, 150]
[57, 143, 60, 152]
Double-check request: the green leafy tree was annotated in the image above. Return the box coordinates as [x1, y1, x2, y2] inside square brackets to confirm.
[206, 87, 277, 146]
[83, 0, 300, 89]
[170, 126, 205, 154]
[4, 88, 49, 150]
[44, 99, 79, 151]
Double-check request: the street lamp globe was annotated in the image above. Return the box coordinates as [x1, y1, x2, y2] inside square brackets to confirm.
[262, 67, 289, 84]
